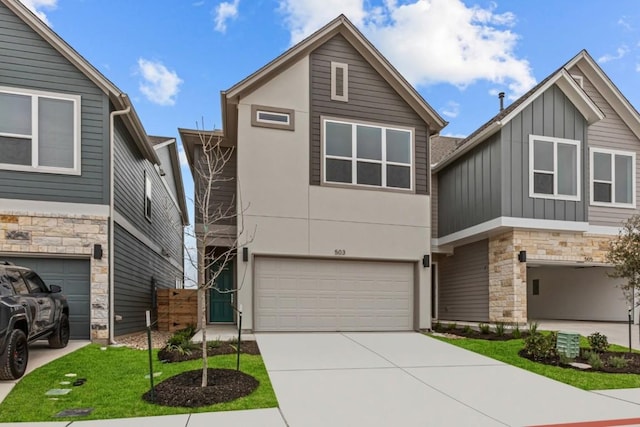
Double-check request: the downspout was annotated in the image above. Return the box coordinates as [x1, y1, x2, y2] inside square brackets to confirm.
[109, 105, 131, 345]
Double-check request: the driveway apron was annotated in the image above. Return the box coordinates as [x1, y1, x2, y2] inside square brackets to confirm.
[257, 332, 640, 427]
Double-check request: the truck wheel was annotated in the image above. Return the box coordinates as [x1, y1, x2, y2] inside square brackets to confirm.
[0, 329, 28, 380]
[48, 313, 70, 349]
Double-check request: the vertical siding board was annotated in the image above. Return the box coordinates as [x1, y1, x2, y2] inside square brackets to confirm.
[309, 35, 430, 194]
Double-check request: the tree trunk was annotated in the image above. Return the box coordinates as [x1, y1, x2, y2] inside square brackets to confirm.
[200, 286, 208, 387]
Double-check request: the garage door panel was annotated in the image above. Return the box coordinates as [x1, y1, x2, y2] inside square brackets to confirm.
[255, 257, 413, 331]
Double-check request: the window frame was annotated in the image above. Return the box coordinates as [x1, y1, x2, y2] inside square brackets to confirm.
[331, 62, 349, 102]
[0, 86, 81, 175]
[590, 147, 636, 208]
[144, 171, 152, 221]
[321, 117, 415, 192]
[250, 104, 295, 131]
[528, 134, 581, 202]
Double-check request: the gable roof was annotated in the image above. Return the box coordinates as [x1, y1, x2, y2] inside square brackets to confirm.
[177, 128, 226, 178]
[433, 50, 609, 172]
[220, 14, 447, 145]
[1, 0, 160, 165]
[431, 136, 463, 166]
[149, 136, 189, 225]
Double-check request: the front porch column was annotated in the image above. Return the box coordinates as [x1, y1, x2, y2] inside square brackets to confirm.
[488, 231, 527, 323]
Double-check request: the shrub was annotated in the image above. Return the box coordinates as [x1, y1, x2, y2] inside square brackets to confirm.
[587, 351, 603, 369]
[559, 353, 574, 365]
[588, 332, 609, 353]
[528, 321, 539, 335]
[609, 355, 629, 369]
[166, 324, 198, 352]
[462, 325, 473, 334]
[433, 321, 443, 332]
[479, 323, 491, 334]
[494, 322, 505, 336]
[447, 322, 457, 331]
[523, 332, 557, 361]
[512, 323, 521, 339]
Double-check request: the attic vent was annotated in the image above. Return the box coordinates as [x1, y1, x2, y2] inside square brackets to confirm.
[331, 62, 348, 102]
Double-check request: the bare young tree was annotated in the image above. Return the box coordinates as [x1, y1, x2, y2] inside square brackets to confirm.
[607, 214, 640, 309]
[184, 126, 254, 387]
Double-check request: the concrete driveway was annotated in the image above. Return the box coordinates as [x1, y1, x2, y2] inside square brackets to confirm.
[257, 332, 640, 427]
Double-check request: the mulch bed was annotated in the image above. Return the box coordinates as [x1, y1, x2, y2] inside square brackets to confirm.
[142, 368, 258, 407]
[519, 349, 640, 374]
[158, 340, 260, 363]
[434, 327, 529, 341]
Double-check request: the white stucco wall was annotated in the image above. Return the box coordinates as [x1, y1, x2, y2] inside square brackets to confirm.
[235, 56, 431, 330]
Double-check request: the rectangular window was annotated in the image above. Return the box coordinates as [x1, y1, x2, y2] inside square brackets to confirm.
[529, 135, 580, 201]
[323, 118, 413, 191]
[0, 86, 80, 175]
[532, 279, 540, 296]
[591, 148, 635, 208]
[251, 104, 294, 131]
[331, 62, 348, 102]
[145, 171, 152, 220]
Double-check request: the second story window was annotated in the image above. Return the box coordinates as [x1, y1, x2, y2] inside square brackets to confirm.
[591, 148, 635, 208]
[323, 118, 413, 191]
[331, 62, 348, 102]
[0, 86, 80, 175]
[145, 171, 152, 220]
[529, 135, 580, 201]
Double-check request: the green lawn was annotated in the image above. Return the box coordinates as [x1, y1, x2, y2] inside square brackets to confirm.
[430, 334, 640, 391]
[0, 344, 278, 422]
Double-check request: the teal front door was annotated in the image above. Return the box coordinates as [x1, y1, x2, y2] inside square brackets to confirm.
[209, 262, 234, 322]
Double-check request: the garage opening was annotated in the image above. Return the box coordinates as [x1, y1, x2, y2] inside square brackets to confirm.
[254, 257, 414, 332]
[1, 257, 90, 339]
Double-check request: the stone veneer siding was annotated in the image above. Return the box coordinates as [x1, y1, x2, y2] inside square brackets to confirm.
[0, 212, 109, 341]
[488, 229, 614, 323]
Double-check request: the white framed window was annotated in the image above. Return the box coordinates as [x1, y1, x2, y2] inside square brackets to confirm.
[144, 171, 152, 220]
[322, 118, 413, 191]
[251, 104, 294, 131]
[0, 86, 81, 175]
[529, 135, 581, 201]
[590, 148, 635, 208]
[331, 62, 348, 102]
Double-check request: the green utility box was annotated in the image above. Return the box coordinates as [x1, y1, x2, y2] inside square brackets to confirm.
[556, 331, 580, 358]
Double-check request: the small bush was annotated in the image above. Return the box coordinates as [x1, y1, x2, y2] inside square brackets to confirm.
[587, 351, 603, 369]
[523, 332, 557, 361]
[433, 321, 443, 332]
[207, 339, 221, 349]
[528, 321, 538, 335]
[512, 323, 521, 339]
[588, 332, 609, 353]
[462, 325, 473, 334]
[479, 323, 491, 334]
[494, 322, 505, 336]
[609, 355, 629, 369]
[447, 322, 457, 331]
[559, 353, 574, 365]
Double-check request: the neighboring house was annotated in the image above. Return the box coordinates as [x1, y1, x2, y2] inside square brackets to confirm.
[181, 15, 446, 332]
[0, 0, 188, 341]
[431, 50, 640, 324]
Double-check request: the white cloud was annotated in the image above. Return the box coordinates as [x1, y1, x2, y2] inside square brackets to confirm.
[278, 0, 535, 99]
[214, 0, 240, 33]
[178, 145, 189, 167]
[441, 101, 460, 118]
[618, 17, 633, 31]
[598, 46, 629, 63]
[136, 58, 183, 106]
[18, 0, 57, 26]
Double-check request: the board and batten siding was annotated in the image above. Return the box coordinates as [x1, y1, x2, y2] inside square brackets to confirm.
[500, 84, 588, 222]
[0, 3, 109, 204]
[113, 121, 183, 265]
[114, 224, 182, 335]
[568, 68, 640, 226]
[437, 239, 489, 321]
[309, 34, 430, 194]
[431, 173, 438, 238]
[193, 145, 237, 226]
[437, 134, 501, 237]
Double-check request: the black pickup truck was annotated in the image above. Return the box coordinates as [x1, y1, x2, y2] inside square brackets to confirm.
[0, 261, 70, 380]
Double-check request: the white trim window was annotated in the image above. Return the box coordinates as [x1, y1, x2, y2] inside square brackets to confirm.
[331, 62, 348, 102]
[529, 135, 581, 201]
[0, 86, 81, 175]
[323, 118, 413, 190]
[144, 171, 152, 220]
[590, 148, 636, 208]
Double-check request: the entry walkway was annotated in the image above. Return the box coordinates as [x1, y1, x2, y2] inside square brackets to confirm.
[537, 320, 640, 350]
[257, 332, 640, 427]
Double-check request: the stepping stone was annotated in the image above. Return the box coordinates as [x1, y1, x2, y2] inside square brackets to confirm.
[55, 408, 94, 417]
[570, 362, 592, 370]
[45, 389, 72, 396]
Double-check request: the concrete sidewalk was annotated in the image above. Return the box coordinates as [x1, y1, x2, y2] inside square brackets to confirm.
[257, 332, 640, 427]
[537, 320, 640, 350]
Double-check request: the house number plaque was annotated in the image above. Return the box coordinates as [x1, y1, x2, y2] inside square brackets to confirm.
[334, 249, 346, 256]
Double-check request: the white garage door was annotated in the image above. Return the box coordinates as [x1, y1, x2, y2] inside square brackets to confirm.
[254, 257, 414, 331]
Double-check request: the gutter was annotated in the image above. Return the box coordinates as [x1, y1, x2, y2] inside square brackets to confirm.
[108, 105, 131, 345]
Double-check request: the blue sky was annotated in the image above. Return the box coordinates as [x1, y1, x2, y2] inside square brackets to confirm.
[20, 0, 640, 220]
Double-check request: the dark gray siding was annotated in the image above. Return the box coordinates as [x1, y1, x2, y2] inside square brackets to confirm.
[113, 120, 183, 265]
[0, 3, 108, 204]
[501, 84, 588, 221]
[437, 134, 501, 237]
[437, 239, 489, 321]
[193, 145, 237, 226]
[114, 224, 181, 335]
[309, 35, 430, 194]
